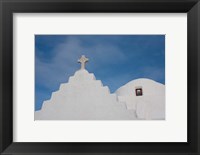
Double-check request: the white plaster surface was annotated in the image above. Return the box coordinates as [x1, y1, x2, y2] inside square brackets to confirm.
[115, 78, 165, 120]
[35, 69, 136, 120]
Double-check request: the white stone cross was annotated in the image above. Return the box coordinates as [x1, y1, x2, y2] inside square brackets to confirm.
[78, 55, 89, 70]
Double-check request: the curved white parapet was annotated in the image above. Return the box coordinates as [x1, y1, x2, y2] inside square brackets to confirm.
[115, 78, 165, 96]
[115, 78, 165, 120]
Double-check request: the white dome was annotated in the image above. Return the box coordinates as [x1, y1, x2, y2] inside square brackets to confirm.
[115, 78, 165, 120]
[115, 78, 165, 96]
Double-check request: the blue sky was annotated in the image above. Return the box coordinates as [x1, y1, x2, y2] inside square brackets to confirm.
[35, 35, 165, 111]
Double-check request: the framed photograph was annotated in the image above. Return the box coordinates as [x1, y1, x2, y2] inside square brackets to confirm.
[0, 0, 200, 154]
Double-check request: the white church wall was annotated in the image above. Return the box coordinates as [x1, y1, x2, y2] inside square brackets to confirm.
[35, 56, 165, 120]
[35, 69, 137, 120]
[115, 78, 165, 120]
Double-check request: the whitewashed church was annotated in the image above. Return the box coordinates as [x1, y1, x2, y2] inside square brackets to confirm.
[35, 55, 165, 120]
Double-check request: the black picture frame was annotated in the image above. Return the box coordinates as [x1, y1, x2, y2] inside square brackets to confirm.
[0, 0, 200, 154]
